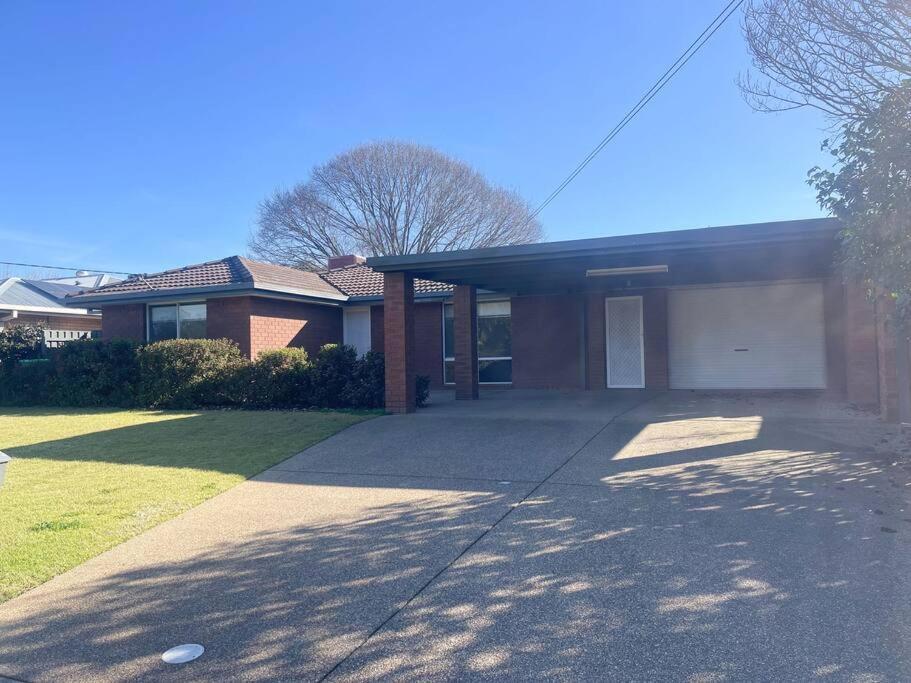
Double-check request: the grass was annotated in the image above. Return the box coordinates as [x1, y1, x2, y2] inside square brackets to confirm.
[0, 407, 375, 603]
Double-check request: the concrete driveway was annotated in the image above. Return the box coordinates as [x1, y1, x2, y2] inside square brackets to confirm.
[2, 390, 910, 681]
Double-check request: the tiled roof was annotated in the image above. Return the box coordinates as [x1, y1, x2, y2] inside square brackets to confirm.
[320, 263, 452, 298]
[71, 256, 343, 300]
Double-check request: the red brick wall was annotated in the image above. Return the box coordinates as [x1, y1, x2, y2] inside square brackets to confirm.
[642, 289, 669, 389]
[371, 302, 444, 388]
[844, 281, 880, 407]
[101, 303, 145, 341]
[248, 297, 342, 360]
[876, 292, 900, 421]
[207, 297, 252, 356]
[7, 314, 101, 331]
[585, 293, 606, 390]
[512, 294, 583, 389]
[823, 278, 848, 396]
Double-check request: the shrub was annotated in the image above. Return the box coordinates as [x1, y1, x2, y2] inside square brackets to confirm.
[240, 347, 311, 409]
[0, 359, 53, 405]
[137, 338, 245, 409]
[415, 375, 430, 408]
[343, 350, 386, 409]
[310, 344, 359, 408]
[51, 339, 139, 407]
[0, 324, 44, 365]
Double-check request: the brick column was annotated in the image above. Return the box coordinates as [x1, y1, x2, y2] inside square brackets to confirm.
[844, 280, 879, 407]
[876, 292, 900, 422]
[585, 293, 606, 390]
[454, 285, 479, 400]
[383, 272, 416, 413]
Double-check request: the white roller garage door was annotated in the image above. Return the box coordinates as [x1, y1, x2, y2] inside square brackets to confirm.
[668, 282, 826, 389]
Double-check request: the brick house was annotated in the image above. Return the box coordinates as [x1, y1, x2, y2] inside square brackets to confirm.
[67, 218, 908, 420]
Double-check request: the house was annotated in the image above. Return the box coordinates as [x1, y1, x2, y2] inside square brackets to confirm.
[66, 218, 905, 420]
[0, 273, 114, 342]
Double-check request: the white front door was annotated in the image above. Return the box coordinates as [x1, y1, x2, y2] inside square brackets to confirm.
[343, 307, 371, 357]
[605, 296, 645, 388]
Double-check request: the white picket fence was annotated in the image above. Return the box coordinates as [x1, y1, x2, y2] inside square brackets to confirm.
[42, 329, 96, 349]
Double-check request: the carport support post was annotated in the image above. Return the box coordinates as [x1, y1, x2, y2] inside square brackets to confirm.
[383, 272, 416, 413]
[454, 285, 479, 400]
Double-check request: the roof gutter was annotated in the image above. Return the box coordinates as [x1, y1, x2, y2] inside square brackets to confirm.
[67, 282, 349, 306]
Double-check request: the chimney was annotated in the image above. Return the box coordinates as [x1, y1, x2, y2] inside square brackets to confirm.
[327, 254, 366, 270]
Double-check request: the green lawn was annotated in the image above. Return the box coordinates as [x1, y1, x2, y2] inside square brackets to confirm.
[0, 408, 374, 602]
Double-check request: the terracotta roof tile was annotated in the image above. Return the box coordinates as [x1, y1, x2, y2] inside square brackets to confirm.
[72, 256, 344, 300]
[319, 263, 452, 298]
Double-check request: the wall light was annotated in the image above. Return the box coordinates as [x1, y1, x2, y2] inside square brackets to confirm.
[585, 265, 669, 277]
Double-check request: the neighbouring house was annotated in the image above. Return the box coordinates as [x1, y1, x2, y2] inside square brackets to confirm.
[0, 272, 117, 345]
[66, 218, 906, 421]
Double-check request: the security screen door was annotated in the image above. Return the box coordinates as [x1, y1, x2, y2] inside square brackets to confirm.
[605, 296, 645, 388]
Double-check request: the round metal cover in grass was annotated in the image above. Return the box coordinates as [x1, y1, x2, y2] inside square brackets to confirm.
[162, 644, 204, 664]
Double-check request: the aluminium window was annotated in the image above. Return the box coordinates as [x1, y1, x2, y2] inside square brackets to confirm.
[443, 300, 511, 384]
[148, 303, 207, 342]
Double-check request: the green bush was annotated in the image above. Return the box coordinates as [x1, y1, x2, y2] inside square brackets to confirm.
[137, 338, 245, 409]
[0, 359, 53, 405]
[310, 344, 359, 408]
[240, 347, 311, 409]
[0, 333, 424, 411]
[0, 324, 44, 365]
[51, 338, 139, 407]
[344, 350, 386, 409]
[415, 374, 430, 408]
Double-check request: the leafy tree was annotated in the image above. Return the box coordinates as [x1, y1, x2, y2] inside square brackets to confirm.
[249, 141, 543, 269]
[809, 83, 911, 323]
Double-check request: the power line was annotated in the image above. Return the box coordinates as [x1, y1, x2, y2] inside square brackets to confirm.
[0, 260, 133, 276]
[530, 0, 746, 220]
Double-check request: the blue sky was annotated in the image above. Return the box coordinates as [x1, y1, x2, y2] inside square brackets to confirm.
[0, 1, 830, 275]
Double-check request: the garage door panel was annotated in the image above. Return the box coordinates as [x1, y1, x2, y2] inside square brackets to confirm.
[669, 283, 826, 389]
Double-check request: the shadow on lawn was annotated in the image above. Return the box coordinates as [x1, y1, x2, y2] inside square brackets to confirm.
[1, 430, 910, 682]
[2, 410, 368, 477]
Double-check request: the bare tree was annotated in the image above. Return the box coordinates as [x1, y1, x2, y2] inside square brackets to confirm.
[249, 141, 543, 269]
[740, 0, 911, 120]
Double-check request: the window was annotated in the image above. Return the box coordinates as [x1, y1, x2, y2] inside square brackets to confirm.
[443, 300, 512, 384]
[148, 303, 207, 342]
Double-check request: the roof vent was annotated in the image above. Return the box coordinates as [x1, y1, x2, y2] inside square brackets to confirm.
[327, 255, 366, 270]
[75, 270, 91, 277]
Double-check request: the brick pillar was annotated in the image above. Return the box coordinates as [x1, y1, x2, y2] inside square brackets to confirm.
[844, 280, 879, 407]
[876, 292, 900, 422]
[383, 272, 415, 413]
[454, 285, 479, 400]
[585, 293, 606, 390]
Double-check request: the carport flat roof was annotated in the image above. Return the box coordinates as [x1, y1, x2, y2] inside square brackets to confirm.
[366, 217, 841, 293]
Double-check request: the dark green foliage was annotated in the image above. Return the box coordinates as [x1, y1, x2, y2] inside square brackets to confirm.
[310, 344, 359, 408]
[0, 324, 44, 364]
[415, 375, 430, 408]
[137, 339, 246, 409]
[0, 336, 411, 411]
[809, 82, 911, 323]
[240, 348, 311, 409]
[0, 360, 53, 405]
[51, 339, 139, 407]
[344, 351, 386, 409]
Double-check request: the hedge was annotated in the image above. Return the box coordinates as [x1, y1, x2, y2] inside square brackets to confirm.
[0, 334, 429, 411]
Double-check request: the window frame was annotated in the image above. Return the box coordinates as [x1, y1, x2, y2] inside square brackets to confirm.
[146, 301, 207, 342]
[441, 299, 512, 386]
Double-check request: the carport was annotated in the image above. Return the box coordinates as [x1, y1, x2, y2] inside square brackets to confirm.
[367, 218, 898, 416]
